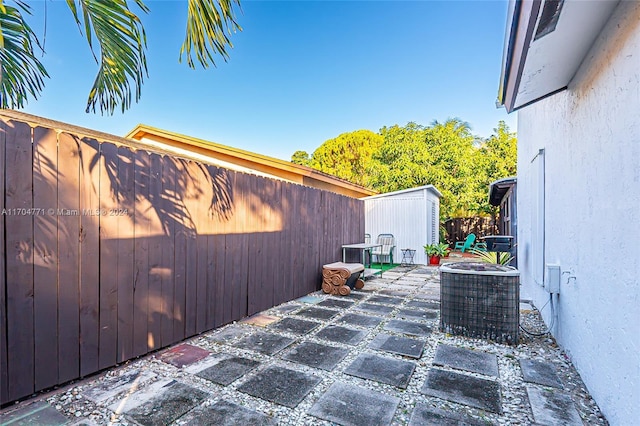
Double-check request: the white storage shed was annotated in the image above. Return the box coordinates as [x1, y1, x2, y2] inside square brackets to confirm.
[363, 185, 442, 265]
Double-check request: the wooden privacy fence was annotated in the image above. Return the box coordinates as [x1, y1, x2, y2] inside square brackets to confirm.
[0, 117, 363, 405]
[444, 217, 498, 245]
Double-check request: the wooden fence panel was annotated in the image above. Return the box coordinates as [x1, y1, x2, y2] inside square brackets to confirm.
[79, 138, 101, 376]
[195, 165, 209, 333]
[98, 142, 119, 369]
[32, 127, 59, 390]
[183, 161, 199, 338]
[147, 153, 163, 352]
[160, 155, 176, 347]
[5, 120, 35, 401]
[246, 175, 262, 316]
[444, 217, 498, 245]
[132, 149, 150, 358]
[116, 147, 135, 363]
[172, 162, 187, 343]
[0, 118, 365, 406]
[1, 121, 8, 405]
[57, 132, 81, 382]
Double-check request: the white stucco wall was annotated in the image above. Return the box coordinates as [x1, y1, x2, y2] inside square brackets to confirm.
[516, 2, 640, 424]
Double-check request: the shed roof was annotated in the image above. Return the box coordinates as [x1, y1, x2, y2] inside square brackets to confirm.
[361, 185, 442, 200]
[488, 177, 517, 206]
[126, 124, 376, 199]
[497, 0, 619, 113]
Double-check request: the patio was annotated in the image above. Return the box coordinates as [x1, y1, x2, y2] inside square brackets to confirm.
[0, 265, 607, 425]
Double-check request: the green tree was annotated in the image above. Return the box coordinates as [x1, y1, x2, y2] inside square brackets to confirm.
[290, 150, 311, 166]
[470, 121, 517, 215]
[0, 0, 241, 113]
[369, 118, 482, 219]
[309, 130, 382, 187]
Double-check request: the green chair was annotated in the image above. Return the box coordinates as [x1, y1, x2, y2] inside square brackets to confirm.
[454, 233, 476, 253]
[371, 234, 395, 265]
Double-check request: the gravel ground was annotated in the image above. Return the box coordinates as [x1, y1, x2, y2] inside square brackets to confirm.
[3, 265, 609, 425]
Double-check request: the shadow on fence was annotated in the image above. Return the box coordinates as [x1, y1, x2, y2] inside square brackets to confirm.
[0, 116, 363, 406]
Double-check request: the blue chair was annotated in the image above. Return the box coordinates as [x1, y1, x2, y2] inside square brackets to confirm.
[454, 234, 476, 253]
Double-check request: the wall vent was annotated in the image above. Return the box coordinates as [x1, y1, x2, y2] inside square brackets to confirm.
[534, 0, 564, 40]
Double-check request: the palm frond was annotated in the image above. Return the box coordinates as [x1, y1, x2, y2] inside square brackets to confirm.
[65, 0, 149, 114]
[180, 0, 241, 69]
[470, 249, 514, 265]
[0, 0, 49, 109]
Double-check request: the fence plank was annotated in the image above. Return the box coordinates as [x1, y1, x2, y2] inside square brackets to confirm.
[274, 180, 289, 307]
[98, 142, 119, 369]
[132, 149, 150, 358]
[173, 192, 187, 343]
[229, 173, 248, 322]
[116, 146, 135, 363]
[57, 132, 81, 382]
[0, 120, 7, 404]
[5, 120, 35, 401]
[195, 165, 208, 333]
[247, 176, 265, 315]
[183, 161, 198, 338]
[147, 153, 163, 351]
[32, 127, 59, 390]
[161, 156, 176, 346]
[79, 138, 101, 375]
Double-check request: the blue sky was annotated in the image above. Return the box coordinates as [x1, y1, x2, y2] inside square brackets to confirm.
[22, 0, 516, 161]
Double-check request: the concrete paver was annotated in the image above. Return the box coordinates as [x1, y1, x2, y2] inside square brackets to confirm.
[236, 366, 321, 408]
[295, 295, 324, 304]
[177, 399, 277, 426]
[308, 382, 400, 426]
[405, 300, 440, 310]
[336, 313, 383, 328]
[268, 317, 319, 335]
[239, 314, 280, 327]
[315, 324, 368, 345]
[384, 319, 432, 337]
[354, 302, 394, 316]
[316, 298, 355, 309]
[207, 324, 252, 343]
[159, 344, 212, 368]
[233, 330, 294, 355]
[368, 333, 425, 359]
[294, 306, 339, 321]
[408, 404, 488, 426]
[367, 295, 404, 305]
[83, 370, 156, 404]
[420, 368, 502, 414]
[0, 401, 69, 426]
[396, 308, 438, 321]
[433, 344, 499, 377]
[526, 385, 582, 426]
[519, 359, 563, 389]
[195, 356, 260, 385]
[345, 353, 415, 389]
[281, 341, 350, 371]
[108, 380, 208, 426]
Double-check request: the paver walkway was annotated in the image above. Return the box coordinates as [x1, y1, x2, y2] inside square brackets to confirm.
[0, 265, 606, 425]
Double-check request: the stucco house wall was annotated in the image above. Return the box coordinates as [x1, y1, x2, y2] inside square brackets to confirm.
[516, 2, 639, 424]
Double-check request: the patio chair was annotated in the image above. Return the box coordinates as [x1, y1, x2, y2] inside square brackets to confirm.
[454, 233, 476, 253]
[364, 233, 371, 244]
[371, 233, 396, 265]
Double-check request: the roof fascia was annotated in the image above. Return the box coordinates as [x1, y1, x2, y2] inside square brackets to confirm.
[499, 0, 543, 113]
